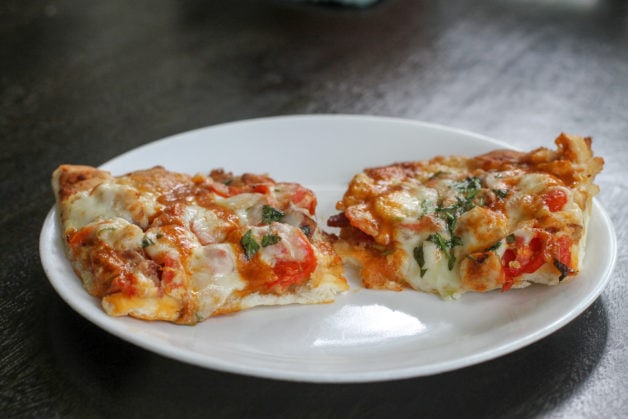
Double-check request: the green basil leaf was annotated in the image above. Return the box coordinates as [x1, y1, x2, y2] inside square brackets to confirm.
[485, 240, 501, 252]
[261, 233, 281, 247]
[493, 189, 509, 199]
[241, 230, 260, 260]
[413, 244, 425, 268]
[142, 236, 154, 248]
[262, 205, 285, 224]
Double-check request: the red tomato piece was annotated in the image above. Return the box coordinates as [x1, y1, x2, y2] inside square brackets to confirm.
[288, 184, 317, 215]
[206, 181, 231, 197]
[501, 235, 546, 291]
[160, 255, 178, 284]
[554, 235, 572, 266]
[542, 189, 568, 212]
[251, 184, 271, 195]
[264, 227, 317, 290]
[115, 272, 140, 296]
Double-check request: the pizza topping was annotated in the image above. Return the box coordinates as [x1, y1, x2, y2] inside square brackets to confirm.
[427, 232, 460, 270]
[501, 234, 545, 290]
[262, 205, 285, 224]
[189, 244, 244, 319]
[240, 229, 261, 260]
[261, 233, 282, 247]
[542, 188, 568, 212]
[493, 189, 509, 199]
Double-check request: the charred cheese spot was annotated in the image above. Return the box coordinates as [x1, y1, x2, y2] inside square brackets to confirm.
[455, 206, 508, 253]
[460, 252, 505, 292]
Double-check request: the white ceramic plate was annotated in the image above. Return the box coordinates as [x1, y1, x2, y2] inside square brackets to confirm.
[39, 115, 616, 382]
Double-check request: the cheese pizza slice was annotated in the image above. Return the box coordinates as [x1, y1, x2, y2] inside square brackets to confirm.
[52, 165, 348, 324]
[328, 133, 603, 298]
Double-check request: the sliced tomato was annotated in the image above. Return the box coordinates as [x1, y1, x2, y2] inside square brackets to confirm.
[554, 235, 572, 266]
[501, 234, 545, 291]
[254, 224, 318, 291]
[251, 184, 272, 195]
[550, 235, 573, 280]
[287, 184, 317, 215]
[160, 255, 179, 284]
[542, 189, 568, 212]
[270, 242, 316, 290]
[269, 256, 316, 289]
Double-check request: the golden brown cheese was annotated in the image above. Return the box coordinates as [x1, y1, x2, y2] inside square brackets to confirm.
[331, 133, 603, 298]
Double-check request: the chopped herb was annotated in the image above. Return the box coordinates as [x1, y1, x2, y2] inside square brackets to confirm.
[156, 232, 163, 239]
[456, 194, 475, 212]
[450, 236, 463, 247]
[299, 224, 311, 237]
[223, 179, 233, 186]
[427, 232, 458, 270]
[435, 205, 459, 237]
[240, 230, 260, 260]
[413, 245, 428, 277]
[430, 177, 485, 243]
[485, 240, 501, 252]
[429, 170, 447, 180]
[455, 176, 484, 211]
[417, 177, 490, 271]
[444, 208, 458, 232]
[427, 232, 447, 249]
[465, 188, 480, 201]
[413, 244, 425, 267]
[493, 189, 509, 199]
[553, 259, 572, 281]
[262, 205, 285, 224]
[506, 234, 516, 244]
[457, 176, 482, 193]
[261, 233, 281, 247]
[419, 200, 431, 217]
[141, 236, 154, 248]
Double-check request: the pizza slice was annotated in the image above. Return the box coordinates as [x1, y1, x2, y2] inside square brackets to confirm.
[52, 165, 348, 324]
[328, 133, 603, 298]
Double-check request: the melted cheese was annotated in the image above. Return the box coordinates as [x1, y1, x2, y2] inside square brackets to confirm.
[65, 182, 160, 230]
[217, 193, 266, 227]
[189, 244, 244, 320]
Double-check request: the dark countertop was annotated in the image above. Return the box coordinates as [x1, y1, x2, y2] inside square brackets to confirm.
[2, 0, 626, 417]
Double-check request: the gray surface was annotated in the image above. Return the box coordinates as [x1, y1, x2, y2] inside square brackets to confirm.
[1, 0, 626, 417]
